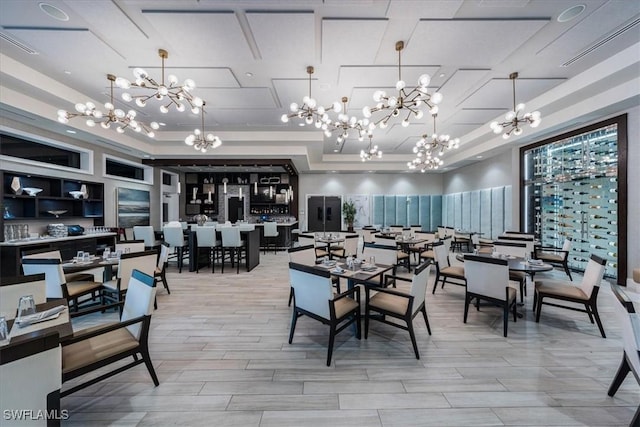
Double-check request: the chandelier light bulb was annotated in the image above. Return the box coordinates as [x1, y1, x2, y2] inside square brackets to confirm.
[418, 74, 431, 87]
[135, 98, 146, 107]
[168, 75, 178, 85]
[362, 106, 372, 118]
[176, 103, 185, 112]
[104, 102, 113, 110]
[402, 119, 410, 127]
[115, 77, 130, 89]
[431, 92, 443, 104]
[116, 127, 125, 133]
[396, 80, 406, 90]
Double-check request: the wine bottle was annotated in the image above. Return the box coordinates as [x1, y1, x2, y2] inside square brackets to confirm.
[590, 214, 607, 219]
[609, 188, 617, 193]
[591, 235, 607, 240]
[607, 252, 617, 258]
[590, 244, 607, 250]
[607, 220, 617, 225]
[608, 210, 617, 215]
[590, 224, 607, 229]
[573, 191, 589, 195]
[607, 231, 618, 236]
[559, 214, 573, 218]
[574, 201, 589, 205]
[590, 185, 602, 189]
[573, 257, 589, 262]
[609, 241, 617, 247]
[608, 199, 617, 204]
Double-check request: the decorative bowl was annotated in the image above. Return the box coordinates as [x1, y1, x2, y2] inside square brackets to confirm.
[22, 187, 43, 196]
[47, 210, 68, 218]
[69, 191, 84, 199]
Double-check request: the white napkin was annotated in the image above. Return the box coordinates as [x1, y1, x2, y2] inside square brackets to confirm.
[15, 305, 67, 327]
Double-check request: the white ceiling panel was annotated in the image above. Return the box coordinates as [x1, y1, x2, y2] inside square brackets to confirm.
[387, 0, 463, 19]
[439, 69, 491, 106]
[197, 87, 277, 109]
[338, 65, 441, 90]
[536, 2, 640, 58]
[62, 0, 148, 42]
[247, 12, 314, 63]
[141, 11, 254, 63]
[404, 19, 549, 66]
[322, 19, 388, 64]
[183, 109, 280, 127]
[461, 77, 565, 109]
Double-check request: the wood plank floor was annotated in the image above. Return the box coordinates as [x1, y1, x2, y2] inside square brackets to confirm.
[65, 251, 639, 426]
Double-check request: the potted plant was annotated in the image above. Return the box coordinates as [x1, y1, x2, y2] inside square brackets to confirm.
[342, 199, 356, 232]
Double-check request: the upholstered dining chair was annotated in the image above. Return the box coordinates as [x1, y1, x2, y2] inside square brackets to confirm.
[331, 234, 359, 260]
[534, 238, 573, 280]
[61, 269, 159, 397]
[133, 225, 161, 250]
[22, 248, 99, 283]
[154, 242, 171, 299]
[219, 226, 245, 274]
[102, 250, 157, 312]
[0, 274, 46, 320]
[287, 244, 318, 306]
[492, 240, 529, 303]
[371, 234, 410, 271]
[533, 254, 607, 338]
[362, 242, 401, 287]
[288, 262, 360, 366]
[263, 221, 279, 254]
[21, 258, 103, 313]
[607, 283, 640, 426]
[297, 233, 320, 257]
[432, 241, 466, 294]
[463, 254, 517, 337]
[163, 224, 188, 273]
[194, 225, 220, 273]
[364, 261, 433, 359]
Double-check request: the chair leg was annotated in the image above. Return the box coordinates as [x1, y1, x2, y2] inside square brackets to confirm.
[519, 280, 525, 303]
[364, 303, 370, 340]
[195, 247, 200, 273]
[463, 295, 470, 323]
[585, 304, 595, 323]
[327, 325, 336, 366]
[288, 310, 298, 344]
[236, 248, 240, 274]
[607, 354, 631, 396]
[503, 303, 509, 337]
[420, 306, 431, 335]
[563, 262, 573, 281]
[535, 294, 544, 322]
[140, 348, 160, 386]
[591, 302, 606, 338]
[162, 271, 170, 294]
[178, 247, 183, 273]
[432, 272, 440, 294]
[221, 248, 226, 274]
[407, 317, 420, 359]
[288, 287, 293, 307]
[532, 290, 538, 311]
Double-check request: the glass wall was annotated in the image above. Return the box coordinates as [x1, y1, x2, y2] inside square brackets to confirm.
[521, 115, 627, 282]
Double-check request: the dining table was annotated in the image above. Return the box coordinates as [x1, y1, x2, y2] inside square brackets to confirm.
[315, 235, 346, 259]
[62, 256, 119, 282]
[1, 299, 72, 426]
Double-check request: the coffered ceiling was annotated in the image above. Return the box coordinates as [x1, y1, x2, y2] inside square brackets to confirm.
[1, 0, 638, 173]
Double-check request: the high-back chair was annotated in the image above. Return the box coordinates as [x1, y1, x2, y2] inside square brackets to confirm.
[533, 254, 607, 338]
[287, 245, 317, 306]
[22, 248, 98, 282]
[61, 269, 159, 397]
[219, 226, 245, 274]
[432, 241, 465, 294]
[21, 258, 103, 312]
[496, 235, 534, 258]
[491, 241, 528, 303]
[124, 227, 134, 240]
[194, 225, 220, 273]
[298, 233, 318, 255]
[371, 234, 409, 271]
[362, 242, 400, 284]
[331, 234, 359, 260]
[364, 262, 433, 359]
[288, 262, 360, 366]
[410, 225, 422, 233]
[0, 274, 46, 320]
[163, 225, 188, 273]
[115, 240, 146, 254]
[463, 255, 517, 337]
[607, 284, 640, 426]
[389, 225, 404, 234]
[133, 226, 160, 249]
[263, 221, 280, 254]
[154, 242, 171, 296]
[102, 250, 157, 310]
[534, 238, 573, 280]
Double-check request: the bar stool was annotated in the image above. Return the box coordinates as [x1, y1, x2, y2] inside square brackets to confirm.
[263, 222, 279, 254]
[194, 225, 220, 273]
[219, 226, 245, 274]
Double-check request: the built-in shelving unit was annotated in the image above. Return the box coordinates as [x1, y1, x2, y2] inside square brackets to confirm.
[1, 172, 105, 239]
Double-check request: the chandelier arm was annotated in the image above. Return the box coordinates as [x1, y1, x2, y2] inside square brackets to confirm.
[512, 75, 517, 113]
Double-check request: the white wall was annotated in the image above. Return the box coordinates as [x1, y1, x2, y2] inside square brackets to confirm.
[442, 150, 514, 194]
[298, 173, 443, 231]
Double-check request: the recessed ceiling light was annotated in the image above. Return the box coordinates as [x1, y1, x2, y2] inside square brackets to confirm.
[143, 154, 150, 158]
[159, 122, 166, 126]
[245, 72, 253, 77]
[64, 70, 71, 75]
[557, 4, 586, 23]
[66, 129, 76, 134]
[298, 123, 305, 127]
[333, 149, 339, 152]
[439, 73, 445, 78]
[39, 3, 69, 21]
[476, 155, 483, 159]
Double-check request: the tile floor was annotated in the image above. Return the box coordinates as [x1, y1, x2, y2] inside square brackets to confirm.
[64, 251, 639, 426]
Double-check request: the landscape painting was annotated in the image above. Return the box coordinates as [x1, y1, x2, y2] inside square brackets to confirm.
[117, 188, 150, 227]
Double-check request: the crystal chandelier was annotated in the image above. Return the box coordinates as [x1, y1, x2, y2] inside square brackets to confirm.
[325, 97, 372, 144]
[185, 102, 222, 153]
[115, 49, 203, 115]
[360, 134, 382, 162]
[281, 66, 341, 128]
[362, 41, 443, 129]
[489, 72, 541, 139]
[408, 115, 458, 172]
[57, 74, 159, 137]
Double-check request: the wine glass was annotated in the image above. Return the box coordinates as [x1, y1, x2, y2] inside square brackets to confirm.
[0, 317, 9, 346]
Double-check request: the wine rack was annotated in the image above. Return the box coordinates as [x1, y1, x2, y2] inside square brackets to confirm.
[523, 122, 619, 279]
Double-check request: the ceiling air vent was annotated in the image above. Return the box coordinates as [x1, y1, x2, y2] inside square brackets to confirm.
[0, 32, 38, 54]
[562, 17, 640, 67]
